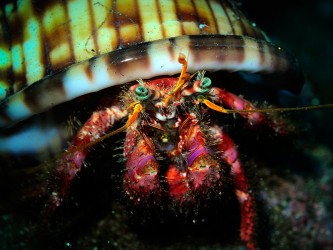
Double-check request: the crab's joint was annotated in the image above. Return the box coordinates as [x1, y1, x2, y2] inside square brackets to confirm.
[163, 53, 190, 106]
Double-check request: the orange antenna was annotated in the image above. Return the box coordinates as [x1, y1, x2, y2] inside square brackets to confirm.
[199, 97, 333, 114]
[163, 53, 190, 106]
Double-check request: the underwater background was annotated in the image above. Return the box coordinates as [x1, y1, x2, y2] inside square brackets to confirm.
[243, 0, 333, 148]
[241, 1, 333, 249]
[0, 0, 333, 249]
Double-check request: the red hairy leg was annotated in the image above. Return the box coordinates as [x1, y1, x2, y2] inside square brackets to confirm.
[166, 115, 221, 203]
[207, 87, 289, 134]
[123, 127, 161, 203]
[209, 87, 265, 125]
[210, 125, 256, 250]
[50, 106, 128, 208]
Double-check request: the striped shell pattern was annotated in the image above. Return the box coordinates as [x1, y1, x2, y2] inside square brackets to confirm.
[0, 0, 302, 155]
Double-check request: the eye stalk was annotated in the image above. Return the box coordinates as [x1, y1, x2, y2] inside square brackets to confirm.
[198, 77, 211, 93]
[135, 86, 150, 101]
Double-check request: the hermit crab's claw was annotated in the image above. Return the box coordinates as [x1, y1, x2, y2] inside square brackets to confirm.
[166, 118, 221, 204]
[123, 130, 161, 204]
[47, 103, 143, 211]
[184, 125, 221, 197]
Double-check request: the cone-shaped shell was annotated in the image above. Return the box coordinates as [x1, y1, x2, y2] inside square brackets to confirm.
[0, 0, 303, 127]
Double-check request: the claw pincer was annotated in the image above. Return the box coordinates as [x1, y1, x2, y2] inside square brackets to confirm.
[124, 127, 161, 201]
[181, 122, 220, 191]
[166, 119, 221, 202]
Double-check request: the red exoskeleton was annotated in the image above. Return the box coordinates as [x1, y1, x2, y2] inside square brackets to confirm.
[51, 53, 293, 250]
[1, 1, 332, 249]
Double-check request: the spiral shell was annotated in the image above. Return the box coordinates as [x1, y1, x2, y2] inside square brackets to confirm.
[0, 0, 303, 129]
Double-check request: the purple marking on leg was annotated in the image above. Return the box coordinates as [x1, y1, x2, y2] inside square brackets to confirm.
[188, 146, 206, 166]
[73, 151, 86, 169]
[136, 154, 156, 170]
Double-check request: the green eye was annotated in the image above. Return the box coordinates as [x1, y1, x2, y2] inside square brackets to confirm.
[199, 77, 211, 93]
[135, 86, 150, 101]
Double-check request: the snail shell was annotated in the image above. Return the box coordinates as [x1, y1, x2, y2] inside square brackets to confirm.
[0, 0, 302, 129]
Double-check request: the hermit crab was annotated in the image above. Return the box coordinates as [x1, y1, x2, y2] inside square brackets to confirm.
[0, 0, 321, 249]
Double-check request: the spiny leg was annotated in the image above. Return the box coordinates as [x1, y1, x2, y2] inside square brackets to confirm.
[210, 125, 256, 250]
[50, 106, 128, 209]
[203, 87, 289, 134]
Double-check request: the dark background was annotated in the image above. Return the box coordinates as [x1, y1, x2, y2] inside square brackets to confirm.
[240, 0, 333, 148]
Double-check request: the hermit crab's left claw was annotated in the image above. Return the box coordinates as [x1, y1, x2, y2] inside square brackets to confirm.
[123, 125, 161, 203]
[47, 104, 140, 211]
